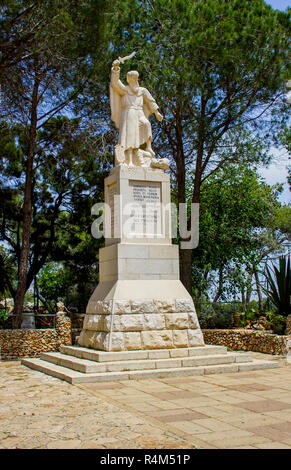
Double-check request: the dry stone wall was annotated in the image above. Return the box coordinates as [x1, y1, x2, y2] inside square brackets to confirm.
[286, 315, 291, 335]
[0, 313, 72, 360]
[203, 329, 290, 356]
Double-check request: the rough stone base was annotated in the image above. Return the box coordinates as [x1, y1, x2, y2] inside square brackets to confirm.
[79, 327, 204, 351]
[78, 280, 204, 351]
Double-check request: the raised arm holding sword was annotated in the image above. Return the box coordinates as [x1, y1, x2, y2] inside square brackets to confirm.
[110, 51, 166, 169]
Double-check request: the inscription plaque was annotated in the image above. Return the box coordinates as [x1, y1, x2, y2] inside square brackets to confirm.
[128, 181, 162, 237]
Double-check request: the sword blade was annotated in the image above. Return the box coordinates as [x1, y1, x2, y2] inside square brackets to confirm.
[118, 51, 136, 64]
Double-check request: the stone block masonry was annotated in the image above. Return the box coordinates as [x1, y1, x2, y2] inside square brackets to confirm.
[78, 298, 204, 351]
[0, 313, 72, 360]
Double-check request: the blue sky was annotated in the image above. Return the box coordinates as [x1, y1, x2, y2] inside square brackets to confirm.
[267, 0, 290, 10]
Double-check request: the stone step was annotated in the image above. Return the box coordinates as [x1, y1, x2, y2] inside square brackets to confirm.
[40, 351, 252, 374]
[60, 344, 228, 362]
[21, 357, 279, 384]
[41, 352, 106, 373]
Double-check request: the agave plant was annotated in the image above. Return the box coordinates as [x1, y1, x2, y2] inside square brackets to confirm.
[263, 256, 291, 317]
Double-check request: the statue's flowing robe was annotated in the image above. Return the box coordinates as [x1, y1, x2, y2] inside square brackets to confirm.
[110, 68, 159, 151]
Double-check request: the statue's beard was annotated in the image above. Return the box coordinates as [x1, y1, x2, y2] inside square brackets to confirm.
[129, 83, 139, 93]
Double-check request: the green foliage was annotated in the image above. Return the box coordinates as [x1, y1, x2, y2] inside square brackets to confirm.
[0, 1, 118, 316]
[112, 0, 290, 161]
[37, 260, 98, 313]
[265, 311, 287, 334]
[0, 0, 114, 84]
[238, 308, 261, 327]
[237, 315, 247, 328]
[191, 164, 284, 300]
[200, 165, 280, 264]
[38, 263, 71, 310]
[0, 116, 109, 299]
[0, 247, 17, 297]
[274, 205, 291, 239]
[24, 291, 34, 305]
[198, 302, 235, 329]
[0, 307, 10, 329]
[263, 256, 291, 317]
[279, 125, 291, 154]
[112, 0, 290, 293]
[198, 302, 215, 329]
[248, 300, 260, 312]
[237, 309, 286, 334]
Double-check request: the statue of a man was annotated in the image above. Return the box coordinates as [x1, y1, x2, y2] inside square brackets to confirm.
[110, 58, 163, 167]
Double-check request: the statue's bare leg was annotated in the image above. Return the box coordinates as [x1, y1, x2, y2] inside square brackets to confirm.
[126, 149, 134, 168]
[146, 139, 155, 157]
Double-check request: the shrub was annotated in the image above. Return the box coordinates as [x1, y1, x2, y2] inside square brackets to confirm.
[266, 312, 286, 335]
[263, 255, 291, 317]
[198, 302, 235, 329]
[198, 303, 216, 329]
[238, 308, 261, 328]
[0, 308, 12, 329]
[248, 300, 259, 311]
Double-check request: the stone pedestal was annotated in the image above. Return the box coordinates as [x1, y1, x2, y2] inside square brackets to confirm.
[21, 311, 35, 329]
[78, 166, 204, 351]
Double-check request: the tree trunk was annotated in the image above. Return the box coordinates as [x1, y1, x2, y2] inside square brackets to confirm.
[253, 268, 263, 313]
[180, 158, 202, 293]
[241, 287, 246, 311]
[213, 267, 223, 303]
[180, 248, 192, 294]
[13, 69, 39, 328]
[245, 271, 253, 312]
[173, 110, 193, 294]
[34, 277, 40, 312]
[179, 98, 205, 294]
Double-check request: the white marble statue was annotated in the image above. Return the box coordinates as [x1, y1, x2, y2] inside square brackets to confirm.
[110, 53, 169, 170]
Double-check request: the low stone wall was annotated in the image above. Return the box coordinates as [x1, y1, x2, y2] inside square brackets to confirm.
[286, 315, 291, 335]
[0, 313, 72, 360]
[203, 329, 290, 356]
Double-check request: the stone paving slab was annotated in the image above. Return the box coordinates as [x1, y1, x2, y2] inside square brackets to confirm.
[0, 361, 195, 449]
[1, 351, 291, 449]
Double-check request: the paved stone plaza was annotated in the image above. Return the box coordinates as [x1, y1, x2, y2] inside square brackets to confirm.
[0, 352, 291, 449]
